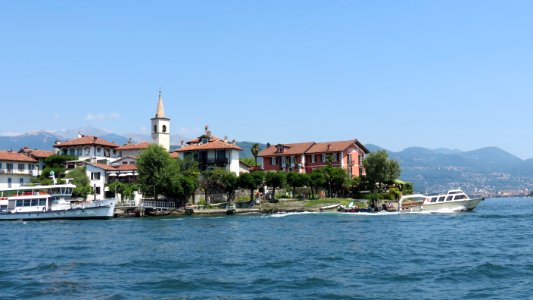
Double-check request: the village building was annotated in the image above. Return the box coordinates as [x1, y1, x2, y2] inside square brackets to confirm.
[18, 147, 54, 171]
[86, 162, 139, 202]
[258, 139, 369, 177]
[115, 140, 150, 159]
[172, 126, 242, 175]
[0, 151, 39, 189]
[53, 135, 120, 164]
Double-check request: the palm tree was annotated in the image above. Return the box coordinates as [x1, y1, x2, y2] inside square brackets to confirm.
[251, 143, 260, 165]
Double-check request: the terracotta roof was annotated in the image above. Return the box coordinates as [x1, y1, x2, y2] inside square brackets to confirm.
[114, 164, 137, 171]
[54, 135, 119, 148]
[186, 135, 222, 145]
[18, 147, 55, 159]
[0, 151, 38, 163]
[258, 140, 369, 156]
[88, 162, 137, 172]
[88, 162, 117, 171]
[29, 149, 55, 158]
[174, 140, 242, 152]
[170, 152, 179, 158]
[257, 142, 315, 157]
[116, 142, 150, 151]
[306, 140, 359, 154]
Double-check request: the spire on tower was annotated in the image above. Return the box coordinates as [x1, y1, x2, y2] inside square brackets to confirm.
[155, 90, 165, 118]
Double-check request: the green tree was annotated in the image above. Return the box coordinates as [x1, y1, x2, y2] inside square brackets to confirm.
[200, 168, 227, 205]
[251, 143, 260, 165]
[286, 172, 309, 198]
[315, 166, 348, 197]
[240, 157, 257, 167]
[136, 144, 178, 201]
[363, 150, 401, 192]
[68, 167, 92, 200]
[309, 171, 326, 199]
[107, 181, 139, 201]
[239, 172, 264, 201]
[264, 171, 286, 200]
[32, 154, 77, 184]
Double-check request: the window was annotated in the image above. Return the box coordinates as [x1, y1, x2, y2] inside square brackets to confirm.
[311, 155, 316, 163]
[162, 125, 167, 133]
[69, 148, 75, 155]
[322, 154, 326, 163]
[271, 157, 277, 165]
[91, 172, 101, 180]
[281, 157, 286, 167]
[122, 162, 128, 165]
[18, 164, 24, 171]
[7, 163, 13, 171]
[76, 148, 82, 156]
[96, 147, 102, 154]
[332, 153, 338, 162]
[95, 187, 101, 195]
[153, 125, 157, 133]
[28, 164, 34, 171]
[290, 156, 295, 166]
[84, 147, 90, 155]
[0, 162, 2, 169]
[201, 138, 208, 144]
[8, 178, 12, 188]
[347, 154, 352, 164]
[20, 178, 24, 185]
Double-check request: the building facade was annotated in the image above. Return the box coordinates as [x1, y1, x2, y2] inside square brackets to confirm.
[54, 135, 120, 164]
[258, 139, 369, 177]
[0, 151, 38, 189]
[172, 126, 242, 175]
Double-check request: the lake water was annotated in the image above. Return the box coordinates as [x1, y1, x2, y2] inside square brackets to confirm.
[1, 197, 532, 299]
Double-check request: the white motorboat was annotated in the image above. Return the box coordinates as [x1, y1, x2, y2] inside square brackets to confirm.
[0, 180, 115, 221]
[399, 189, 484, 213]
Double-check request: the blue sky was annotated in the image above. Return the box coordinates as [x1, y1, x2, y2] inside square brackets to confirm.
[1, 1, 532, 159]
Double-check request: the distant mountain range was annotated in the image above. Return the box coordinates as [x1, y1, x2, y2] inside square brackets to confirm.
[1, 131, 531, 196]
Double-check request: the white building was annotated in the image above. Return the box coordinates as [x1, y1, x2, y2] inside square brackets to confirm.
[151, 91, 170, 151]
[0, 151, 39, 189]
[116, 141, 150, 159]
[172, 126, 242, 175]
[54, 135, 120, 164]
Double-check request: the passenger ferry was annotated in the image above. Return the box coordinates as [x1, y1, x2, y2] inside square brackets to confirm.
[399, 189, 484, 213]
[0, 179, 115, 221]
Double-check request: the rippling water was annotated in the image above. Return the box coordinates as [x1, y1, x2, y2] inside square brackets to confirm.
[1, 197, 532, 299]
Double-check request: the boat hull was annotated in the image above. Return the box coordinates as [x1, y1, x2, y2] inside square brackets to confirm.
[408, 198, 483, 213]
[0, 202, 115, 221]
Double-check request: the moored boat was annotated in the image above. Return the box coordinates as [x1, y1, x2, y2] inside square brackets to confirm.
[0, 180, 115, 221]
[399, 189, 483, 213]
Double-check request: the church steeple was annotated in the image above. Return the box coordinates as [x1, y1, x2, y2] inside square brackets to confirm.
[151, 90, 170, 151]
[155, 90, 165, 118]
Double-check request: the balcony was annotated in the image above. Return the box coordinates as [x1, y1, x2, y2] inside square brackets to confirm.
[0, 169, 37, 176]
[198, 158, 229, 166]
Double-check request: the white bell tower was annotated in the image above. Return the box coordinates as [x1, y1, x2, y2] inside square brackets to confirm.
[151, 91, 170, 151]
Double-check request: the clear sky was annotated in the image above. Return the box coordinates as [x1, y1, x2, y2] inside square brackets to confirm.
[1, 1, 532, 159]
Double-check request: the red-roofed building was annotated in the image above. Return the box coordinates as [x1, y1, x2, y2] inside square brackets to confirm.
[0, 151, 38, 189]
[116, 140, 150, 158]
[54, 134, 120, 163]
[172, 125, 242, 174]
[18, 146, 54, 172]
[258, 139, 369, 177]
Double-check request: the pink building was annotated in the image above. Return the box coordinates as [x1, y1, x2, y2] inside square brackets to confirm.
[258, 139, 368, 177]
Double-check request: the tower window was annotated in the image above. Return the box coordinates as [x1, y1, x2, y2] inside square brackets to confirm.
[162, 125, 167, 133]
[153, 125, 157, 133]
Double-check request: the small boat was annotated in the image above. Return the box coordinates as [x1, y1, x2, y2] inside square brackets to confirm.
[0, 179, 115, 221]
[399, 189, 484, 213]
[226, 203, 236, 215]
